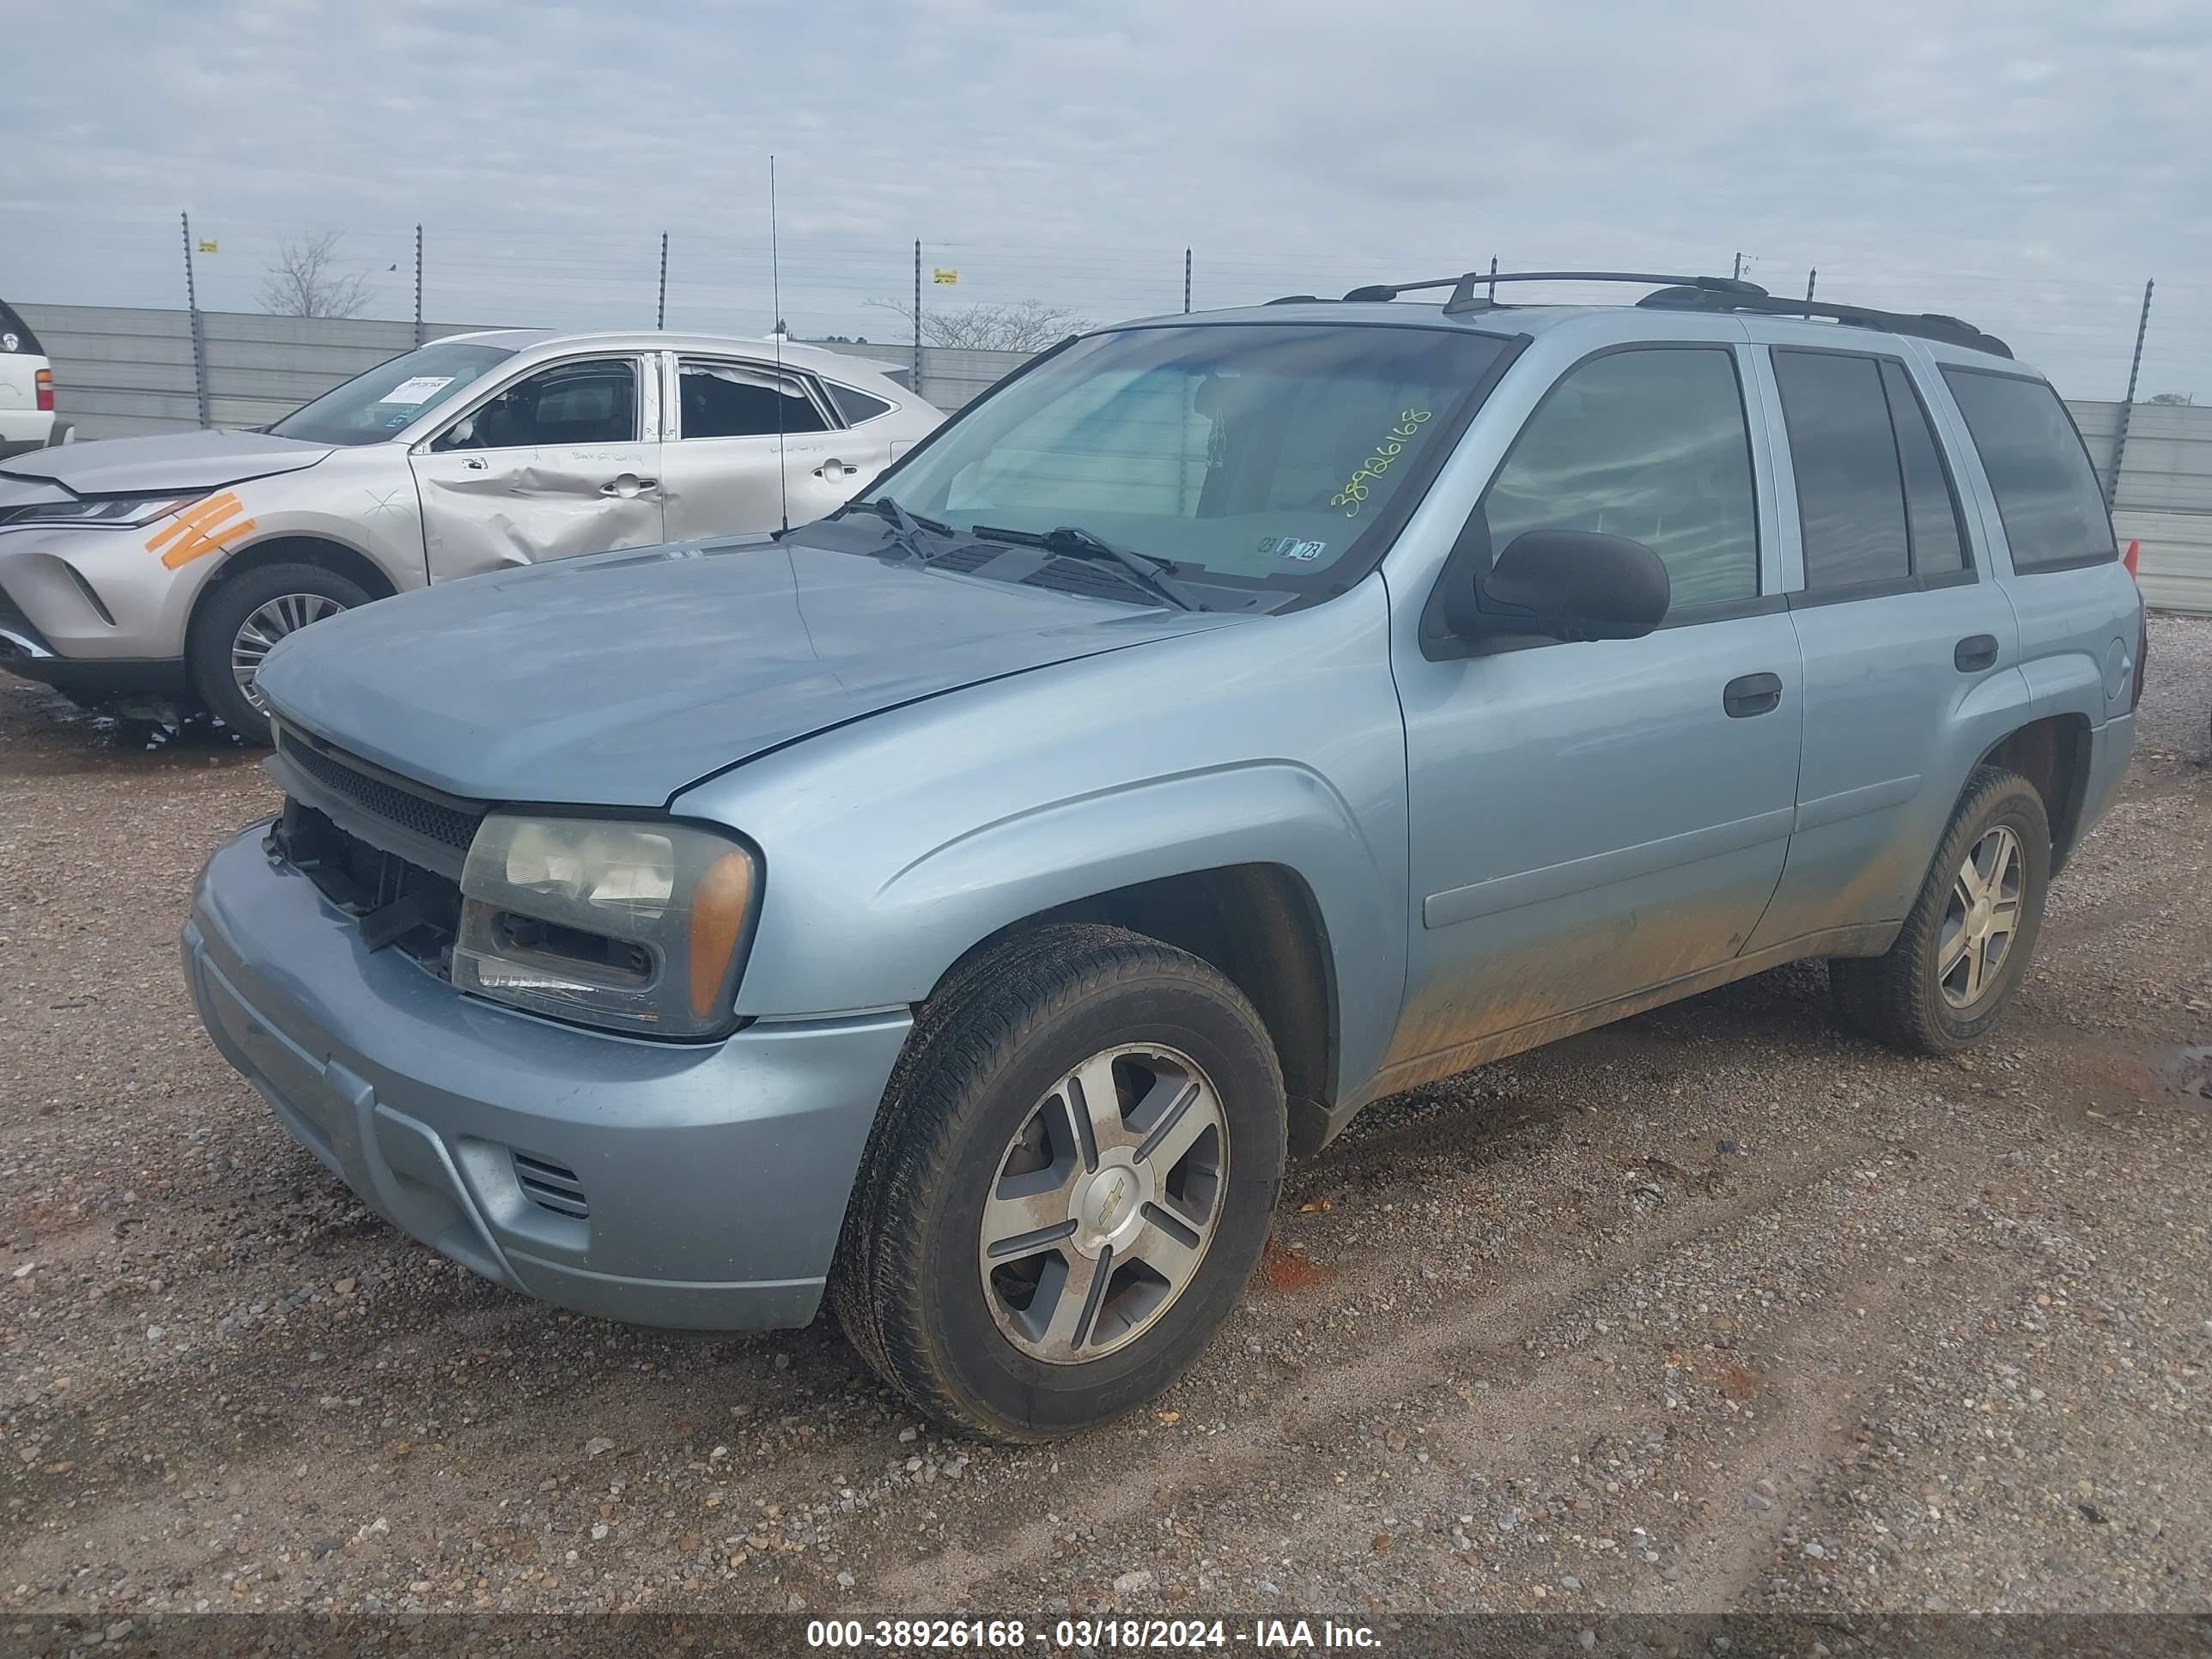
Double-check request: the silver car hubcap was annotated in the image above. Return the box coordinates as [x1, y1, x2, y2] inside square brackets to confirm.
[977, 1042, 1229, 1365]
[1938, 824, 2023, 1009]
[232, 594, 344, 713]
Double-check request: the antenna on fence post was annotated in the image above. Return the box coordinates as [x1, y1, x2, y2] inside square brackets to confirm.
[770, 159, 788, 536]
[413, 225, 425, 346]
[656, 231, 669, 331]
[2106, 278, 2154, 512]
[1183, 247, 1192, 314]
[1804, 267, 1816, 317]
[180, 211, 210, 430]
[912, 239, 923, 398]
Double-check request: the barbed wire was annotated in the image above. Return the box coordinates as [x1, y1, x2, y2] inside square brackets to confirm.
[5, 208, 2203, 404]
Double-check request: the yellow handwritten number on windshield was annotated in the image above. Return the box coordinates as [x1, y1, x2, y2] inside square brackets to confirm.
[1329, 410, 1433, 517]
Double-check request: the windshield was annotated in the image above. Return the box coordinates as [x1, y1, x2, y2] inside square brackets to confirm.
[270, 341, 515, 447]
[850, 323, 1511, 594]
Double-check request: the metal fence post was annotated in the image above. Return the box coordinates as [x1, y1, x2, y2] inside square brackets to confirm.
[656, 232, 669, 331]
[912, 240, 923, 400]
[1804, 267, 1817, 316]
[180, 211, 210, 429]
[1183, 247, 1192, 314]
[414, 225, 425, 346]
[2106, 278, 2154, 512]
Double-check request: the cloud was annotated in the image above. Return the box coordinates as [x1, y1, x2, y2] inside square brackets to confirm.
[4, 0, 2206, 396]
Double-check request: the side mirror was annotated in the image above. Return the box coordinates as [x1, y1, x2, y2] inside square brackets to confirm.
[1467, 529, 1670, 642]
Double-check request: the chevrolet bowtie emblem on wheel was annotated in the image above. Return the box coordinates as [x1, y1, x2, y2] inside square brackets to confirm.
[146, 491, 258, 569]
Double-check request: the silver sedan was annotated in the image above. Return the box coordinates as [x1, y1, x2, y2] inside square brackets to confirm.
[0, 330, 938, 738]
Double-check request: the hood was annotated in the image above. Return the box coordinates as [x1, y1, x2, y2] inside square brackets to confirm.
[0, 429, 333, 495]
[256, 534, 1248, 806]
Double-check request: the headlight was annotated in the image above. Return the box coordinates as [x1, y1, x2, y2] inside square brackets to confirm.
[6, 493, 206, 529]
[452, 815, 759, 1038]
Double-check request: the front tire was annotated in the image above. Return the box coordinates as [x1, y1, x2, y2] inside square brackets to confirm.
[1830, 766, 2051, 1054]
[830, 924, 1286, 1442]
[187, 562, 369, 744]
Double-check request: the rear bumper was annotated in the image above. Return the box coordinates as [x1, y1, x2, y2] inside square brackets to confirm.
[183, 825, 910, 1330]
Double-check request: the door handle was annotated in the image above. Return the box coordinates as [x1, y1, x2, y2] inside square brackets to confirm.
[1723, 672, 1784, 718]
[599, 476, 659, 497]
[812, 458, 860, 481]
[1954, 634, 1999, 673]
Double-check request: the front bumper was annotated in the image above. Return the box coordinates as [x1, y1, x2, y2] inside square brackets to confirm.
[183, 825, 911, 1330]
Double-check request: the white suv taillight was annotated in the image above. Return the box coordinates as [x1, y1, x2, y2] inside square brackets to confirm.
[34, 368, 53, 412]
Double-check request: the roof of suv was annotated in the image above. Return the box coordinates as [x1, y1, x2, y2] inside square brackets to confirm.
[1121, 269, 2026, 371]
[437, 328, 902, 381]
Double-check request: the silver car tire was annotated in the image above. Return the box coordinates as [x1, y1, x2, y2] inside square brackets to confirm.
[830, 922, 1286, 1443]
[186, 562, 372, 746]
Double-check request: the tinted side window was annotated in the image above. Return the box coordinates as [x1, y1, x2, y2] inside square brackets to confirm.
[1941, 368, 2113, 571]
[678, 361, 831, 438]
[1881, 361, 1966, 574]
[0, 300, 41, 356]
[830, 385, 893, 424]
[1772, 350, 1910, 589]
[443, 358, 637, 450]
[1481, 347, 1759, 608]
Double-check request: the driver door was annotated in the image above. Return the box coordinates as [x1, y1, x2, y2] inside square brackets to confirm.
[409, 355, 663, 581]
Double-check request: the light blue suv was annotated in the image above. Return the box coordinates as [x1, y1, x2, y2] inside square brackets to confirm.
[182, 270, 2143, 1440]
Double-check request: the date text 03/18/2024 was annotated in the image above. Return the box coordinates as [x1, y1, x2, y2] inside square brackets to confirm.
[804, 1618, 1384, 1650]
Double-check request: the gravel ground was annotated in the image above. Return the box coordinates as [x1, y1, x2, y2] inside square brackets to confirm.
[2, 616, 2209, 1624]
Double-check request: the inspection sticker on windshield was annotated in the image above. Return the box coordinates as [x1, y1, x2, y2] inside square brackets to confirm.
[1259, 536, 1328, 562]
[381, 375, 455, 405]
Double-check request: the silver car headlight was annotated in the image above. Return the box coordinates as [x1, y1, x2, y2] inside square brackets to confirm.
[8, 492, 206, 528]
[452, 815, 760, 1038]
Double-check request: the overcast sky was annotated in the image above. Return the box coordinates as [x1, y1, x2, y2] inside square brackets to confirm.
[5, 0, 2207, 398]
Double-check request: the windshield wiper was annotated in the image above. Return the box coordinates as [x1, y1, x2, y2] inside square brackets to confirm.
[969, 523, 1209, 612]
[837, 495, 957, 562]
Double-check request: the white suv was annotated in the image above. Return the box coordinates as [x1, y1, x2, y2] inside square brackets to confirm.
[0, 301, 65, 459]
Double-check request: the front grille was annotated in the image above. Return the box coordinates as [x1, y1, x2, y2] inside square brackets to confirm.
[513, 1152, 590, 1219]
[269, 799, 462, 970]
[276, 731, 484, 854]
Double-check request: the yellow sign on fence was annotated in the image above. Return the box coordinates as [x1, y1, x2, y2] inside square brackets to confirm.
[932, 268, 959, 285]
[197, 239, 218, 254]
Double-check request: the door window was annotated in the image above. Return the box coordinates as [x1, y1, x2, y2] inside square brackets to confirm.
[678, 360, 831, 438]
[1481, 346, 1759, 609]
[1881, 361, 1967, 575]
[1940, 368, 2113, 571]
[434, 358, 639, 450]
[1771, 350, 1911, 590]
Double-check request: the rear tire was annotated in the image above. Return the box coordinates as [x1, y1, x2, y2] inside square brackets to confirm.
[830, 923, 1286, 1443]
[1830, 766, 2050, 1054]
[187, 562, 369, 745]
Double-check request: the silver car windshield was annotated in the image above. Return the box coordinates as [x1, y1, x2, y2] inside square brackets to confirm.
[855, 323, 1512, 592]
[270, 342, 515, 447]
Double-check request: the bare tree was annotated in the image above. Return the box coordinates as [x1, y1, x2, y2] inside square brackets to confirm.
[258, 230, 376, 319]
[865, 296, 1087, 352]
[2147, 391, 2195, 406]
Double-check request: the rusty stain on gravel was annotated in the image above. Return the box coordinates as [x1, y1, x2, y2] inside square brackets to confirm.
[1261, 1240, 1334, 1291]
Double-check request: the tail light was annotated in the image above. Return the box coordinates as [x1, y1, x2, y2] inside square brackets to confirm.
[2123, 538, 2140, 580]
[34, 368, 53, 413]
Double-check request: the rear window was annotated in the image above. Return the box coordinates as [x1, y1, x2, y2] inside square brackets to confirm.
[0, 301, 42, 357]
[1941, 368, 2112, 572]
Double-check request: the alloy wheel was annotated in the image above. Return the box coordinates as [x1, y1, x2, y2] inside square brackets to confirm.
[1938, 824, 2024, 1009]
[977, 1042, 1229, 1364]
[231, 593, 344, 712]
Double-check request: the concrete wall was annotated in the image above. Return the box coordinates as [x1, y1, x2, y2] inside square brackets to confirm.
[19, 302, 2212, 611]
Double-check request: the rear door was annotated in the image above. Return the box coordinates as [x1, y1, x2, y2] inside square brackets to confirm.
[409, 354, 662, 581]
[659, 356, 877, 540]
[1741, 337, 2019, 951]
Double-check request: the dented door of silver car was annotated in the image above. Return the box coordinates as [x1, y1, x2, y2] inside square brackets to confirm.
[410, 354, 665, 580]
